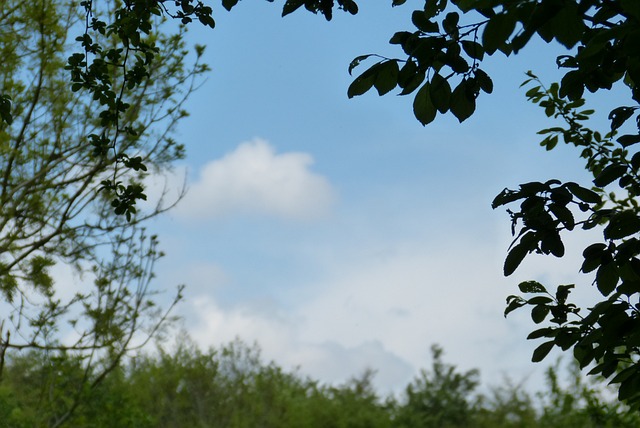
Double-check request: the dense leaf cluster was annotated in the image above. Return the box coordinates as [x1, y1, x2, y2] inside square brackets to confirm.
[347, 0, 639, 128]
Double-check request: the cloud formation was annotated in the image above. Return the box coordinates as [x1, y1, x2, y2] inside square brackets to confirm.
[186, 294, 414, 393]
[176, 235, 574, 394]
[176, 139, 335, 220]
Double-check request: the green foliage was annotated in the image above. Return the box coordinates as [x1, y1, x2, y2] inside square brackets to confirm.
[494, 73, 640, 409]
[0, 0, 205, 425]
[2, 339, 638, 427]
[395, 345, 480, 428]
[3, 0, 640, 420]
[346, 0, 638, 131]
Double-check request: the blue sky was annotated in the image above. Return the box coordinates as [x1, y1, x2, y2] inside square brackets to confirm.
[140, 1, 616, 394]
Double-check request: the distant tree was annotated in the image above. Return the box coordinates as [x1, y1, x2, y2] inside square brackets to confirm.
[394, 345, 480, 428]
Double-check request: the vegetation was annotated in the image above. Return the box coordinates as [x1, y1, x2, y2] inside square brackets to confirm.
[0, 339, 638, 427]
[2, 0, 640, 423]
[0, 1, 206, 425]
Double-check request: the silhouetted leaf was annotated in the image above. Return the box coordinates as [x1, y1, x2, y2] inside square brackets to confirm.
[282, 0, 305, 16]
[347, 67, 377, 98]
[532, 341, 555, 362]
[504, 296, 526, 317]
[565, 182, 601, 204]
[482, 12, 516, 54]
[474, 68, 493, 93]
[609, 106, 636, 131]
[617, 134, 640, 147]
[430, 73, 451, 114]
[348, 54, 373, 75]
[450, 80, 475, 122]
[531, 305, 550, 324]
[373, 61, 399, 95]
[413, 82, 437, 125]
[222, 0, 239, 11]
[527, 327, 554, 339]
[593, 164, 627, 187]
[596, 262, 619, 296]
[550, 3, 586, 48]
[519, 280, 547, 293]
[604, 211, 640, 240]
[528, 296, 553, 305]
[461, 40, 484, 60]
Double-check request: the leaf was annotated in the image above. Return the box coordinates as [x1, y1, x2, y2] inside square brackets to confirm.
[554, 329, 579, 350]
[573, 344, 595, 368]
[347, 69, 376, 98]
[461, 40, 484, 60]
[549, 3, 586, 48]
[482, 12, 516, 54]
[348, 54, 372, 75]
[559, 70, 584, 100]
[341, 0, 358, 15]
[198, 14, 215, 28]
[518, 280, 547, 294]
[527, 296, 553, 305]
[608, 106, 636, 131]
[413, 82, 437, 125]
[442, 12, 460, 35]
[555, 284, 574, 303]
[565, 182, 601, 204]
[412, 10, 439, 33]
[541, 232, 565, 257]
[474, 68, 493, 94]
[392, 0, 407, 6]
[621, 0, 640, 20]
[527, 328, 554, 340]
[222, 0, 239, 11]
[504, 296, 526, 317]
[593, 164, 627, 187]
[429, 73, 451, 114]
[618, 373, 640, 401]
[531, 305, 550, 324]
[596, 262, 619, 296]
[399, 71, 425, 95]
[450, 80, 475, 122]
[504, 243, 530, 276]
[424, 0, 447, 18]
[373, 61, 399, 95]
[389, 31, 412, 45]
[531, 341, 555, 362]
[617, 134, 640, 147]
[611, 366, 637, 385]
[604, 210, 640, 240]
[492, 188, 522, 208]
[282, 0, 305, 16]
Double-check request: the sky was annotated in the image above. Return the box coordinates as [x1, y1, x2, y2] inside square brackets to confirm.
[138, 1, 619, 395]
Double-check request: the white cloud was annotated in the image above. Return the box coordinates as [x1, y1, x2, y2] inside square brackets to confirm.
[176, 236, 545, 394]
[176, 139, 335, 220]
[185, 293, 414, 393]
